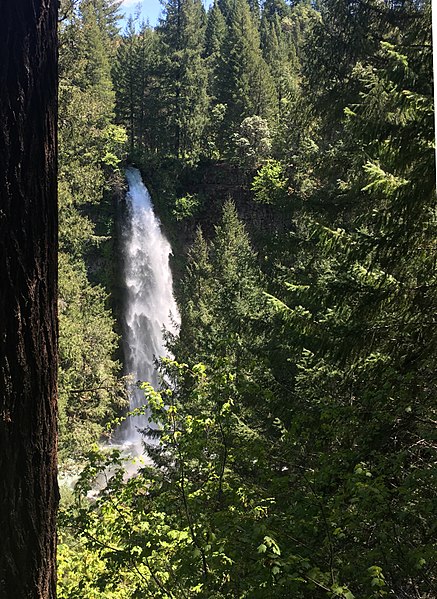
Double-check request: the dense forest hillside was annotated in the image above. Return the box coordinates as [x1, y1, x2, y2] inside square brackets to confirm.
[57, 0, 436, 597]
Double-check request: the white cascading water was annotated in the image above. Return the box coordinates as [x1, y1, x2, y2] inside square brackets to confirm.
[121, 166, 180, 446]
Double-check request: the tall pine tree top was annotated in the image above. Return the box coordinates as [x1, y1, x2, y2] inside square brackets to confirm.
[214, 0, 275, 146]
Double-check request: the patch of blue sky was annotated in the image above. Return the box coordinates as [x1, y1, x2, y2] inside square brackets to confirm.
[118, 0, 212, 30]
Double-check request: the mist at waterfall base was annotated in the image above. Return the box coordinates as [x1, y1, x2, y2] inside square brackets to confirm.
[117, 166, 180, 455]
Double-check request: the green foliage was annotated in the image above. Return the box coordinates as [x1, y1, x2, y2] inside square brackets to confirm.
[263, 10, 436, 596]
[58, 1, 436, 598]
[205, 0, 226, 102]
[101, 123, 128, 167]
[214, 0, 275, 145]
[251, 159, 288, 204]
[202, 103, 226, 159]
[156, 0, 209, 159]
[58, 254, 125, 460]
[58, 0, 127, 460]
[175, 202, 267, 374]
[58, 361, 307, 598]
[232, 115, 272, 171]
[260, 0, 307, 115]
[172, 193, 202, 221]
[113, 19, 160, 155]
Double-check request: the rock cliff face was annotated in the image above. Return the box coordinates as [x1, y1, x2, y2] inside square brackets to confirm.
[142, 160, 286, 268]
[193, 163, 280, 239]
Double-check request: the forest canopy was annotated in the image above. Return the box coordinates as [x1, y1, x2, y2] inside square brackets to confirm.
[56, 0, 436, 598]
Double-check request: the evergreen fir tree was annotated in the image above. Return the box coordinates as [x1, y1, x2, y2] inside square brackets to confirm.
[79, 0, 117, 116]
[205, 0, 226, 58]
[260, 10, 295, 116]
[215, 0, 275, 147]
[58, 0, 127, 458]
[157, 0, 209, 158]
[247, 0, 261, 23]
[204, 0, 227, 101]
[113, 19, 157, 154]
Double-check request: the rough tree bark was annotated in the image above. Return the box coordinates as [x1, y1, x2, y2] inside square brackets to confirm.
[0, 1, 58, 598]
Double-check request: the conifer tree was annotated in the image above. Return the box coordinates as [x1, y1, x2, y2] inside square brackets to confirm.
[157, 0, 209, 158]
[268, 5, 436, 594]
[79, 0, 117, 113]
[205, 0, 226, 59]
[302, 0, 415, 122]
[210, 201, 264, 353]
[58, 0, 127, 458]
[176, 202, 266, 391]
[113, 19, 157, 154]
[113, 17, 139, 154]
[260, 13, 291, 115]
[204, 0, 227, 100]
[214, 0, 275, 146]
[247, 0, 261, 22]
[175, 227, 216, 362]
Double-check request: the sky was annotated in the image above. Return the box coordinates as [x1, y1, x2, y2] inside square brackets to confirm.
[119, 0, 211, 29]
[119, 0, 163, 28]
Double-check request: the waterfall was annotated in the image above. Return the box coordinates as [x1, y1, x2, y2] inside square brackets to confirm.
[121, 166, 179, 445]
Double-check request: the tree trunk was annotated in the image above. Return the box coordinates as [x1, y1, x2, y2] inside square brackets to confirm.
[0, 1, 58, 598]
